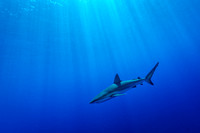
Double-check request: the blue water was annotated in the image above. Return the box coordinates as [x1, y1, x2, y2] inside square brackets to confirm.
[0, 0, 200, 132]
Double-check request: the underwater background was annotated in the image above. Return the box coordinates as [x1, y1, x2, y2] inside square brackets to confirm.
[0, 0, 200, 133]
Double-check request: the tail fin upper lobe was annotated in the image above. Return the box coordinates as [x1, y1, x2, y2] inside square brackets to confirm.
[145, 62, 159, 85]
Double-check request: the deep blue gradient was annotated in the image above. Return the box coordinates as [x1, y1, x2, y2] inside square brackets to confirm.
[0, 0, 200, 133]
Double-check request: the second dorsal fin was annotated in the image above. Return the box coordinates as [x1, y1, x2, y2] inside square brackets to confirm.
[114, 73, 121, 84]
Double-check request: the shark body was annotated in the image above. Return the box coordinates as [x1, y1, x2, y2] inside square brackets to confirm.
[90, 62, 159, 104]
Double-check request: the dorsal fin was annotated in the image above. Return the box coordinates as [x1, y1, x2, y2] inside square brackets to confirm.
[114, 73, 121, 84]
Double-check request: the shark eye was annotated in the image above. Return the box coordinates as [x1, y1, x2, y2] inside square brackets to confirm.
[110, 94, 114, 97]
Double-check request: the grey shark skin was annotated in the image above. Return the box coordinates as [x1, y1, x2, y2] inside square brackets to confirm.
[90, 62, 159, 104]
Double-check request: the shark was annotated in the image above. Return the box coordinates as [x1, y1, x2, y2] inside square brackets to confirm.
[89, 62, 159, 104]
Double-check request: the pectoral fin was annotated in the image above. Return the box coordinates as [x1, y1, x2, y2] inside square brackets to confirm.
[111, 93, 126, 97]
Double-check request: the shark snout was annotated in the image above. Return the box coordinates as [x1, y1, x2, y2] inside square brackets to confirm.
[89, 99, 96, 104]
[89, 101, 94, 104]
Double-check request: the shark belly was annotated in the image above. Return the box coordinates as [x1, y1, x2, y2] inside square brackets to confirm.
[95, 96, 113, 103]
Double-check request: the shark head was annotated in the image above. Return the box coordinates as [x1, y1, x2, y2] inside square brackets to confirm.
[89, 83, 128, 104]
[89, 91, 114, 104]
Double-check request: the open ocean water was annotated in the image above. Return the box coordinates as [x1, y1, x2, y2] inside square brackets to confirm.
[0, 0, 200, 133]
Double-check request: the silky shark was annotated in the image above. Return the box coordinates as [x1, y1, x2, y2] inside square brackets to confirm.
[90, 62, 159, 104]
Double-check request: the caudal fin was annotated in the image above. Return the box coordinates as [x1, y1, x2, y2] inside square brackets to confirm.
[145, 62, 159, 85]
